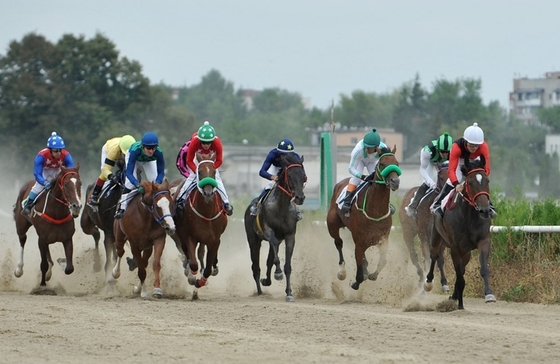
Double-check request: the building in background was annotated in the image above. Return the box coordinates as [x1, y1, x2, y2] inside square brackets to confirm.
[510, 71, 560, 125]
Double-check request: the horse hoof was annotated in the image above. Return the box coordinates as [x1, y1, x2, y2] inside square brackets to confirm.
[423, 280, 433, 292]
[350, 282, 360, 290]
[367, 273, 378, 281]
[212, 267, 219, 276]
[286, 295, 295, 302]
[274, 273, 284, 281]
[141, 291, 149, 299]
[442, 285, 450, 293]
[14, 268, 23, 278]
[192, 290, 199, 301]
[153, 288, 163, 299]
[485, 294, 497, 303]
[112, 268, 121, 279]
[57, 258, 67, 271]
[337, 271, 346, 280]
[133, 285, 141, 295]
[187, 276, 197, 286]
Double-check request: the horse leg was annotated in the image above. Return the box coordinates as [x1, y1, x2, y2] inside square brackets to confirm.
[38, 240, 50, 286]
[14, 218, 32, 278]
[134, 247, 151, 298]
[368, 240, 389, 281]
[112, 224, 126, 279]
[478, 238, 496, 303]
[403, 229, 424, 286]
[104, 233, 117, 280]
[436, 245, 450, 292]
[351, 245, 365, 290]
[424, 228, 444, 292]
[152, 238, 165, 298]
[197, 244, 206, 273]
[262, 244, 275, 286]
[283, 236, 296, 302]
[450, 249, 470, 310]
[186, 238, 200, 286]
[212, 255, 219, 276]
[269, 238, 283, 281]
[58, 238, 75, 275]
[196, 241, 220, 288]
[248, 238, 263, 295]
[329, 227, 346, 281]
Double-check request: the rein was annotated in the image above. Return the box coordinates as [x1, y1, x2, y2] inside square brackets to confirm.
[276, 163, 304, 198]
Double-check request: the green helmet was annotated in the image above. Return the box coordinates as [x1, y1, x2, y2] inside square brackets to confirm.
[363, 128, 381, 148]
[436, 132, 453, 152]
[198, 121, 216, 142]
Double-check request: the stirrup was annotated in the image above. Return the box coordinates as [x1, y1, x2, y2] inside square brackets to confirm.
[404, 206, 415, 217]
[296, 211, 303, 221]
[250, 204, 258, 216]
[224, 203, 233, 216]
[114, 209, 124, 219]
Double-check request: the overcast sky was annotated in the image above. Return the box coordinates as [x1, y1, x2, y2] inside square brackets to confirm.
[2, 1, 559, 110]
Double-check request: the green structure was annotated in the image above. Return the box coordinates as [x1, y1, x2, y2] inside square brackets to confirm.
[320, 132, 337, 211]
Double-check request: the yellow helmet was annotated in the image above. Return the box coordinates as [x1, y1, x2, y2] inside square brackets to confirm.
[118, 135, 136, 153]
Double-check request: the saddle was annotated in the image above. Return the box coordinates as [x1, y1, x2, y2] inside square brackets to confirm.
[335, 181, 369, 210]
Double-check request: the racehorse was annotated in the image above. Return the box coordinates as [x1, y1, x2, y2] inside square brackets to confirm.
[80, 157, 125, 278]
[13, 165, 82, 287]
[424, 157, 496, 309]
[172, 152, 228, 297]
[326, 145, 401, 290]
[399, 162, 449, 291]
[244, 152, 306, 302]
[111, 180, 176, 298]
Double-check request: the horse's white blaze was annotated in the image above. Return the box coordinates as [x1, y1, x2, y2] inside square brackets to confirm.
[14, 246, 24, 277]
[157, 197, 176, 230]
[69, 177, 81, 200]
[476, 173, 482, 184]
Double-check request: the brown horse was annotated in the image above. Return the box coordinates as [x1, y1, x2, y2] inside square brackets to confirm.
[13, 165, 82, 288]
[399, 163, 449, 290]
[80, 157, 125, 278]
[327, 146, 401, 290]
[244, 152, 306, 302]
[173, 152, 228, 297]
[111, 180, 176, 298]
[424, 157, 496, 309]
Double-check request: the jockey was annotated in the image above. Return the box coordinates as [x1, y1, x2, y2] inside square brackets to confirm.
[340, 128, 388, 214]
[430, 123, 494, 217]
[405, 132, 453, 217]
[21, 132, 75, 216]
[176, 121, 233, 216]
[88, 134, 136, 207]
[249, 138, 305, 220]
[114, 132, 165, 219]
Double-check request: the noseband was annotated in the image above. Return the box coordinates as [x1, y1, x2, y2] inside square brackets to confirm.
[145, 190, 174, 226]
[373, 153, 402, 186]
[53, 171, 80, 206]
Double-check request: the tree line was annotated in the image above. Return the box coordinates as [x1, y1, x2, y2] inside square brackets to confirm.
[1, 32, 559, 197]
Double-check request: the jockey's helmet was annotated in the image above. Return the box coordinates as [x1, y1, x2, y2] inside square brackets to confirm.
[198, 121, 216, 142]
[437, 132, 453, 152]
[363, 128, 381, 148]
[277, 139, 295, 152]
[47, 132, 65, 149]
[463, 123, 484, 145]
[141, 132, 159, 147]
[119, 135, 136, 153]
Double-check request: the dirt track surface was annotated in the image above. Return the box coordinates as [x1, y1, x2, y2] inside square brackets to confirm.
[1, 209, 560, 363]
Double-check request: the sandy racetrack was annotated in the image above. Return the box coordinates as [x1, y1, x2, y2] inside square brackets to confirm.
[1, 200, 559, 363]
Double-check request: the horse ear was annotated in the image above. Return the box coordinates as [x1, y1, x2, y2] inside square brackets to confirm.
[300, 155, 304, 163]
[392, 145, 397, 154]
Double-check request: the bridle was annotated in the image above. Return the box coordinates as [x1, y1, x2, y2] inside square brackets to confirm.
[144, 189, 174, 226]
[276, 163, 305, 199]
[52, 171, 80, 206]
[460, 168, 490, 210]
[373, 153, 402, 186]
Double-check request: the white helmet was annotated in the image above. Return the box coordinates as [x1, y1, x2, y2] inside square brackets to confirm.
[463, 123, 484, 144]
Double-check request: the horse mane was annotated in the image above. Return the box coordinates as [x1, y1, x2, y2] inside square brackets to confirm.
[280, 152, 302, 165]
[378, 145, 392, 154]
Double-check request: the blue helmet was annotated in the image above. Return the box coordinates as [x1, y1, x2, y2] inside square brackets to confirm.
[141, 132, 159, 147]
[277, 138, 295, 152]
[47, 132, 65, 149]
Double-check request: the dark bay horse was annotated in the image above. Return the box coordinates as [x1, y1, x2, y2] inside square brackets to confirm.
[244, 153, 306, 302]
[111, 180, 176, 298]
[399, 163, 449, 291]
[424, 157, 497, 309]
[172, 152, 228, 297]
[13, 165, 82, 287]
[80, 157, 125, 278]
[327, 146, 401, 290]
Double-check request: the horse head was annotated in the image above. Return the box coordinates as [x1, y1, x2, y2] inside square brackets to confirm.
[141, 180, 176, 235]
[278, 153, 306, 206]
[461, 157, 493, 219]
[373, 145, 401, 191]
[195, 152, 218, 202]
[436, 161, 449, 192]
[57, 164, 82, 218]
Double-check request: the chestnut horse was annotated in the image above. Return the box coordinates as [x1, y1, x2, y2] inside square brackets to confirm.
[13, 165, 82, 287]
[80, 157, 125, 278]
[111, 180, 176, 298]
[327, 146, 401, 290]
[424, 157, 497, 309]
[399, 162, 449, 290]
[244, 152, 306, 302]
[172, 152, 228, 297]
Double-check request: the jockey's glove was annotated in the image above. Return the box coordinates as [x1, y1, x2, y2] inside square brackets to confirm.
[108, 173, 117, 183]
[44, 182, 51, 190]
[137, 186, 145, 194]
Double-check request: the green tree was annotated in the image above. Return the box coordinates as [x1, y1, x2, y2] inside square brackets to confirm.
[537, 106, 560, 132]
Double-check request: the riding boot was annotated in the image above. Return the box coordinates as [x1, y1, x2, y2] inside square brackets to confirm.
[430, 183, 453, 217]
[489, 200, 498, 219]
[115, 190, 132, 219]
[340, 189, 357, 214]
[250, 189, 267, 216]
[224, 202, 233, 216]
[405, 183, 430, 217]
[88, 184, 102, 207]
[21, 191, 38, 217]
